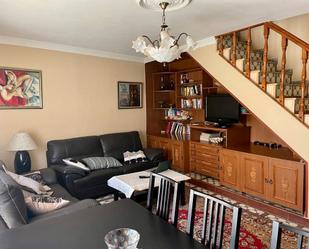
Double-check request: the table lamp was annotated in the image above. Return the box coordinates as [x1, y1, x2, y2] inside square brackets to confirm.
[7, 132, 37, 174]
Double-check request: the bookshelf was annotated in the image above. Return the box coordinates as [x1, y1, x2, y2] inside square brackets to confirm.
[152, 72, 176, 109]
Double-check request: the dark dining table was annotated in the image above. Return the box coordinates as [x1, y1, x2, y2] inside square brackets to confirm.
[0, 199, 208, 249]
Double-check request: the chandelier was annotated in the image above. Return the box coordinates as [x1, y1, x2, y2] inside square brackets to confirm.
[132, 2, 196, 63]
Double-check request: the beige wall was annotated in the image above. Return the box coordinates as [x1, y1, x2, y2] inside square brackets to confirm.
[0, 44, 145, 170]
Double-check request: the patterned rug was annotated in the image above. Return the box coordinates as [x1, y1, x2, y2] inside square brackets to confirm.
[177, 200, 308, 249]
[97, 193, 308, 248]
[177, 208, 265, 249]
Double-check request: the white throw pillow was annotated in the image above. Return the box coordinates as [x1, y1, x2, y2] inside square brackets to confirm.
[2, 166, 50, 194]
[63, 158, 90, 172]
[123, 150, 146, 162]
[25, 195, 69, 215]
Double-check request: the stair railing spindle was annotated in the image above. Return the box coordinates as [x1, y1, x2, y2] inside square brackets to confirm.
[299, 48, 308, 121]
[246, 27, 252, 78]
[262, 25, 270, 91]
[232, 32, 237, 66]
[280, 36, 288, 105]
[219, 35, 224, 56]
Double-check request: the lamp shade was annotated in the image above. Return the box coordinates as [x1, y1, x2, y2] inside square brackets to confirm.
[7, 132, 37, 151]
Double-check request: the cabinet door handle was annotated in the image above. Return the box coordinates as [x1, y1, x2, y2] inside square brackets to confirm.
[269, 179, 273, 184]
[264, 178, 269, 184]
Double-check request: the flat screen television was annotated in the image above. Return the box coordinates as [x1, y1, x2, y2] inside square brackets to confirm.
[205, 94, 240, 127]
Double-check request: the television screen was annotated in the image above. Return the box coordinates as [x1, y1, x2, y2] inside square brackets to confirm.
[205, 94, 240, 125]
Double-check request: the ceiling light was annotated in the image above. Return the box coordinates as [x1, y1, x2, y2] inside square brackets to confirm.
[132, 1, 196, 64]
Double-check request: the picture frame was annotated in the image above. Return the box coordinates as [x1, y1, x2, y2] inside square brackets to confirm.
[118, 81, 143, 109]
[0, 67, 43, 109]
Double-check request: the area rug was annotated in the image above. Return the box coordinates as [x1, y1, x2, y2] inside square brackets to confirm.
[176, 205, 307, 249]
[177, 209, 264, 249]
[97, 194, 307, 248]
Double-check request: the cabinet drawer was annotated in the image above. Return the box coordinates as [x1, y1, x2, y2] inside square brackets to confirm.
[194, 153, 218, 163]
[196, 160, 219, 169]
[195, 145, 219, 155]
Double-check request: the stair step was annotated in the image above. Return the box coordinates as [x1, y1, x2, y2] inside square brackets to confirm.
[222, 35, 232, 49]
[258, 69, 293, 84]
[284, 98, 297, 113]
[242, 58, 277, 72]
[223, 48, 231, 60]
[267, 83, 277, 98]
[250, 70, 260, 84]
[275, 83, 309, 98]
[294, 98, 309, 113]
[284, 97, 309, 113]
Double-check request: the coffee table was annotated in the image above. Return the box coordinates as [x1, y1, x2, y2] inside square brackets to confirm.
[107, 169, 190, 204]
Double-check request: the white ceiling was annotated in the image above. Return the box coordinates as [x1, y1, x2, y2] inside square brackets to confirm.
[0, 0, 309, 62]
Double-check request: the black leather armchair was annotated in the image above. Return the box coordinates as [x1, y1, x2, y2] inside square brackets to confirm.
[46, 131, 164, 199]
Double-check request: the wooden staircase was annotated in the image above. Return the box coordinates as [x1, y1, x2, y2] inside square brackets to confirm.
[216, 22, 309, 126]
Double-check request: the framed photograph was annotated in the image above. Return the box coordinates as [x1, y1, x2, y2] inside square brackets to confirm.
[118, 81, 143, 109]
[0, 67, 43, 109]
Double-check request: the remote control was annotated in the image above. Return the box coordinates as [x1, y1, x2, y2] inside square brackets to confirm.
[139, 176, 150, 179]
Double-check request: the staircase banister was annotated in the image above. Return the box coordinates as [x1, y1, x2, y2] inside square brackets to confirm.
[265, 22, 309, 51]
[215, 22, 264, 38]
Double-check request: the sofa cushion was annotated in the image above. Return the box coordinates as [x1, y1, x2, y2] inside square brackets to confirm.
[0, 170, 28, 229]
[100, 131, 143, 161]
[82, 157, 122, 170]
[73, 167, 124, 191]
[47, 136, 104, 165]
[122, 161, 157, 174]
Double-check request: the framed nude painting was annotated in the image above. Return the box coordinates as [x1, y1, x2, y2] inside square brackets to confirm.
[118, 81, 143, 109]
[0, 67, 43, 109]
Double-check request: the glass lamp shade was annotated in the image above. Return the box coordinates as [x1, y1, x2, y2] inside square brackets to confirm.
[7, 132, 37, 152]
[132, 32, 196, 63]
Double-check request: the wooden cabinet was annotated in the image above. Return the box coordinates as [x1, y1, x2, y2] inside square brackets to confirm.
[147, 135, 189, 172]
[147, 136, 159, 148]
[219, 148, 305, 212]
[220, 149, 241, 190]
[171, 142, 184, 171]
[190, 141, 220, 179]
[240, 153, 268, 198]
[267, 158, 304, 211]
[158, 139, 172, 160]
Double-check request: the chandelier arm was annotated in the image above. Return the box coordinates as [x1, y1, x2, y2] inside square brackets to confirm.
[152, 40, 160, 47]
[142, 35, 156, 47]
[174, 32, 189, 44]
[170, 32, 189, 48]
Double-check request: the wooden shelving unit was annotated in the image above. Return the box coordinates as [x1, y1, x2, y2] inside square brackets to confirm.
[152, 72, 176, 109]
[145, 53, 305, 214]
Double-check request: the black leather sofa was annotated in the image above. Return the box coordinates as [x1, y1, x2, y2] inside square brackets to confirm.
[46, 131, 164, 199]
[0, 161, 98, 233]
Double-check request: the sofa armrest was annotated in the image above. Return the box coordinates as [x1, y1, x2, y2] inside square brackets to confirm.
[50, 165, 87, 198]
[143, 148, 165, 162]
[39, 168, 58, 185]
[51, 165, 86, 177]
